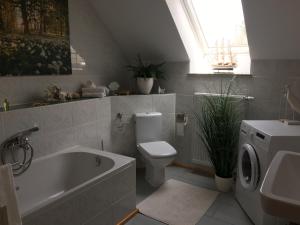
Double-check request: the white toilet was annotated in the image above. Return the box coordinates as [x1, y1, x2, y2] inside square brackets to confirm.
[135, 112, 177, 187]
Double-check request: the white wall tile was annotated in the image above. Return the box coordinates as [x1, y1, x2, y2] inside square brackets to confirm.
[111, 95, 153, 116]
[38, 128, 75, 156]
[74, 123, 99, 149]
[41, 103, 73, 133]
[97, 117, 111, 151]
[161, 113, 176, 145]
[72, 99, 98, 126]
[0, 114, 4, 145]
[152, 94, 176, 113]
[176, 94, 194, 114]
[2, 107, 43, 139]
[97, 97, 111, 119]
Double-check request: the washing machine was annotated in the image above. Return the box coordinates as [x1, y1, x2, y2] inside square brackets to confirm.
[235, 120, 300, 225]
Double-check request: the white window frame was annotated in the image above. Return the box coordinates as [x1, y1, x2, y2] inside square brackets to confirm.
[168, 0, 251, 75]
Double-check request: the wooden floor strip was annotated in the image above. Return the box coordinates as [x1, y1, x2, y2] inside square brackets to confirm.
[116, 208, 139, 225]
[172, 161, 215, 177]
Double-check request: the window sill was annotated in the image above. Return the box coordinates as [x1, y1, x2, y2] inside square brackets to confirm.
[187, 72, 252, 77]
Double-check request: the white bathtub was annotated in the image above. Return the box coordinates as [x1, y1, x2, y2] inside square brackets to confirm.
[16, 146, 136, 225]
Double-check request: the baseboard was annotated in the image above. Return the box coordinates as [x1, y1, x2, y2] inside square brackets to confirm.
[172, 161, 215, 177]
[116, 208, 139, 225]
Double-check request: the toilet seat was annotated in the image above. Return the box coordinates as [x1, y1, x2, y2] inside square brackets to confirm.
[138, 141, 177, 159]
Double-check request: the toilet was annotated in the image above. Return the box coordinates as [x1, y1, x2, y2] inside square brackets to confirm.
[135, 112, 177, 187]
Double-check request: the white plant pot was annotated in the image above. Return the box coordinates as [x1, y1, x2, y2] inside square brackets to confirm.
[137, 78, 154, 95]
[215, 175, 233, 192]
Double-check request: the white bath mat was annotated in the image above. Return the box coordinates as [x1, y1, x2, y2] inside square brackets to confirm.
[137, 179, 219, 225]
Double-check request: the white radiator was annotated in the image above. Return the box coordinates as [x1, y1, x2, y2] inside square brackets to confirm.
[191, 122, 211, 166]
[191, 93, 252, 166]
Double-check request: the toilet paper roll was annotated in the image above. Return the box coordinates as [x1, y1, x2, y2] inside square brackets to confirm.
[176, 123, 185, 136]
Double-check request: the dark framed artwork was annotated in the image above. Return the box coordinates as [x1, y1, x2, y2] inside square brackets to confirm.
[0, 0, 72, 76]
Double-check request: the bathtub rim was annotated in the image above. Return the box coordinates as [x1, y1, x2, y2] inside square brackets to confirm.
[18, 145, 135, 218]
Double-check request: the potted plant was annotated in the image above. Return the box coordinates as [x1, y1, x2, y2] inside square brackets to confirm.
[126, 55, 165, 94]
[195, 79, 241, 192]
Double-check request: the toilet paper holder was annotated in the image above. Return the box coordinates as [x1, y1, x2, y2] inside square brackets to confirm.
[176, 113, 188, 126]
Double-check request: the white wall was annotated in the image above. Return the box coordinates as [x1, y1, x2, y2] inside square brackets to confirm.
[242, 0, 300, 59]
[89, 0, 300, 61]
[89, 0, 189, 62]
[0, 0, 128, 105]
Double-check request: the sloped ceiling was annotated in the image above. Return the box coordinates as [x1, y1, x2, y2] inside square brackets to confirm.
[89, 0, 300, 61]
[89, 0, 189, 62]
[242, 0, 300, 60]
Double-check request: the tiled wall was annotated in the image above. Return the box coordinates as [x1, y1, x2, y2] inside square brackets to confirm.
[0, 0, 129, 105]
[110, 94, 176, 161]
[160, 60, 300, 165]
[0, 94, 175, 162]
[0, 98, 111, 160]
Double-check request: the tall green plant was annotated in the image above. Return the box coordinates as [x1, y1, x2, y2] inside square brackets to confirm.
[195, 80, 242, 178]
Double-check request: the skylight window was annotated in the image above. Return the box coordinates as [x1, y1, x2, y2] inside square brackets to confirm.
[189, 0, 247, 48]
[166, 0, 250, 74]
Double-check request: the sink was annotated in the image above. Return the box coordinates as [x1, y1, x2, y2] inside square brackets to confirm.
[260, 151, 300, 223]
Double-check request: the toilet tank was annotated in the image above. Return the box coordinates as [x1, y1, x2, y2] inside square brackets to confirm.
[135, 112, 162, 143]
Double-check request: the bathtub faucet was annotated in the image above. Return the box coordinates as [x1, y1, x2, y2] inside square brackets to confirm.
[95, 156, 101, 167]
[0, 126, 39, 176]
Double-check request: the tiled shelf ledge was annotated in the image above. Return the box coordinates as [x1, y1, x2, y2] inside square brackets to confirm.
[0, 98, 97, 113]
[0, 94, 175, 113]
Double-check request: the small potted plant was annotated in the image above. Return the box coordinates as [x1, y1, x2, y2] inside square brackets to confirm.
[126, 54, 165, 94]
[195, 78, 241, 192]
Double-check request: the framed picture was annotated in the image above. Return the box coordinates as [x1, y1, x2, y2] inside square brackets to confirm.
[0, 0, 71, 76]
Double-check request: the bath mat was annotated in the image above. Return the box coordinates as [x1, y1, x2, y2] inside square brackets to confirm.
[137, 179, 219, 225]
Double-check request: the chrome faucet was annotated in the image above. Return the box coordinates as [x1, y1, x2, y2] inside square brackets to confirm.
[0, 126, 39, 176]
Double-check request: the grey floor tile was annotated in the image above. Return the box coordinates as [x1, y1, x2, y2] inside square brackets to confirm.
[132, 166, 254, 225]
[125, 214, 165, 225]
[196, 215, 234, 225]
[212, 202, 254, 225]
[136, 169, 158, 204]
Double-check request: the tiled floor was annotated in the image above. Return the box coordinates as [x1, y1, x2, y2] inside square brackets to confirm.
[125, 166, 254, 225]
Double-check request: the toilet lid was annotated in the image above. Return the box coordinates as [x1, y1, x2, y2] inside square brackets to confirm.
[138, 141, 177, 158]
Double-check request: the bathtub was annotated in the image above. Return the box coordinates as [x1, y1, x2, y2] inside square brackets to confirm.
[16, 145, 136, 225]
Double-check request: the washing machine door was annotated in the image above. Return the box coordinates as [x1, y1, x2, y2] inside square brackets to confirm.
[238, 144, 260, 191]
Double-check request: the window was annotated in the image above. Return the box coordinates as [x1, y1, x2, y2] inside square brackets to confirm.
[71, 46, 86, 71]
[166, 0, 250, 74]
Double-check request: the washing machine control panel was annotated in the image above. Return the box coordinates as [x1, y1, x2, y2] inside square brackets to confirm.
[240, 122, 271, 151]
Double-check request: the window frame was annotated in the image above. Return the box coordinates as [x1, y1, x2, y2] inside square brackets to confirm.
[180, 0, 251, 75]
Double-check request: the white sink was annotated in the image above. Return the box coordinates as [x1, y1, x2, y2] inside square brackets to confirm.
[260, 151, 300, 223]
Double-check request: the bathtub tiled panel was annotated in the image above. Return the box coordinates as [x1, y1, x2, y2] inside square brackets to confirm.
[84, 208, 113, 225]
[23, 162, 136, 225]
[112, 191, 136, 225]
[112, 164, 136, 203]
